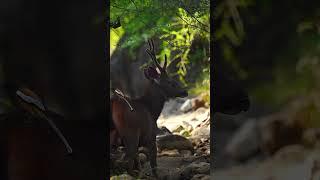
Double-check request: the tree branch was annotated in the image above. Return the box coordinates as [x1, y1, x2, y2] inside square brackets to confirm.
[176, 13, 209, 33]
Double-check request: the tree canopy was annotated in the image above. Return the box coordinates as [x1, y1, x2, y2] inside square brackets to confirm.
[110, 0, 210, 101]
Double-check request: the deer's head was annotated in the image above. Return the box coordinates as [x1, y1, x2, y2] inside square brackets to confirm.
[143, 40, 188, 99]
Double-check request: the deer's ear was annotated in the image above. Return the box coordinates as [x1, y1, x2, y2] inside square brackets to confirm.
[144, 66, 160, 80]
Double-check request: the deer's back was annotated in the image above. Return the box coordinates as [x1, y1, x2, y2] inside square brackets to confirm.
[111, 99, 154, 143]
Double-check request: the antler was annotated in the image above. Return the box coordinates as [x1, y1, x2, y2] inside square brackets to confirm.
[163, 54, 168, 69]
[146, 39, 167, 73]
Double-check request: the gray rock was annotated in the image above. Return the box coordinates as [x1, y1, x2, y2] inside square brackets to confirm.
[157, 134, 194, 152]
[157, 126, 172, 137]
[191, 174, 211, 180]
[110, 174, 135, 180]
[192, 125, 210, 139]
[225, 119, 260, 161]
[181, 162, 210, 179]
[138, 153, 147, 164]
[180, 99, 193, 112]
[158, 149, 180, 157]
[180, 150, 193, 157]
[213, 146, 320, 180]
[156, 167, 181, 180]
[161, 99, 184, 117]
[302, 128, 320, 147]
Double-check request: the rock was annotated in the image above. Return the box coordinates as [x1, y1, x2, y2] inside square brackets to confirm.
[192, 97, 206, 111]
[180, 150, 193, 157]
[180, 99, 193, 112]
[271, 144, 307, 163]
[158, 149, 180, 157]
[181, 162, 210, 179]
[194, 149, 209, 157]
[196, 107, 208, 113]
[172, 125, 185, 133]
[258, 112, 303, 155]
[191, 118, 199, 122]
[225, 119, 260, 161]
[118, 146, 125, 152]
[191, 125, 210, 139]
[110, 174, 135, 180]
[157, 134, 194, 152]
[309, 156, 320, 180]
[161, 99, 184, 117]
[191, 174, 211, 180]
[138, 147, 149, 154]
[138, 153, 147, 164]
[192, 138, 201, 146]
[214, 145, 320, 180]
[302, 128, 320, 147]
[156, 167, 181, 180]
[157, 126, 172, 136]
[192, 138, 209, 156]
[183, 121, 194, 131]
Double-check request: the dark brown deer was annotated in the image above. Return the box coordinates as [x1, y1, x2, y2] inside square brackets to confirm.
[111, 40, 188, 176]
[110, 35, 163, 99]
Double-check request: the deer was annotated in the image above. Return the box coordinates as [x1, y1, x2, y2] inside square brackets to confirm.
[110, 35, 165, 99]
[111, 39, 188, 176]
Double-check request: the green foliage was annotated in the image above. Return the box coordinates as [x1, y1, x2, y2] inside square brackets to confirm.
[189, 67, 210, 104]
[111, 0, 209, 48]
[110, 0, 210, 95]
[261, 13, 320, 108]
[216, 0, 320, 115]
[214, 0, 254, 79]
[110, 27, 125, 55]
[160, 7, 209, 84]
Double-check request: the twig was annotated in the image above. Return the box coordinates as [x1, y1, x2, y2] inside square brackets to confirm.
[114, 89, 134, 111]
[175, 13, 209, 33]
[177, 0, 209, 30]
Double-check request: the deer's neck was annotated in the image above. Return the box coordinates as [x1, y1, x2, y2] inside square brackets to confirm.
[139, 82, 166, 121]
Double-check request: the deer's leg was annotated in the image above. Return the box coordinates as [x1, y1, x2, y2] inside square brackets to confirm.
[149, 133, 158, 177]
[134, 154, 142, 171]
[123, 132, 139, 175]
[110, 129, 118, 151]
